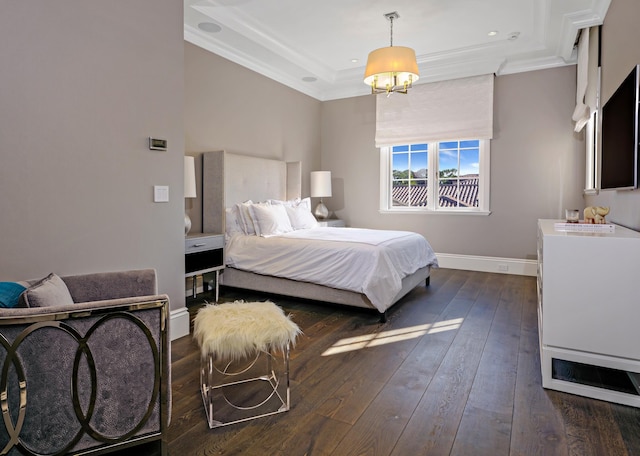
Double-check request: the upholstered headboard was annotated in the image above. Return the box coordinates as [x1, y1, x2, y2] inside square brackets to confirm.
[202, 151, 302, 233]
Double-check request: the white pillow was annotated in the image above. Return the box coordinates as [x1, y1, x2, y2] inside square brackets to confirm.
[235, 201, 256, 235]
[269, 198, 301, 207]
[246, 202, 272, 236]
[286, 204, 318, 230]
[225, 206, 243, 238]
[250, 204, 293, 236]
[298, 197, 312, 211]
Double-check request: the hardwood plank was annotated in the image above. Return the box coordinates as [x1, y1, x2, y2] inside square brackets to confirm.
[610, 403, 640, 455]
[510, 276, 568, 456]
[332, 383, 425, 456]
[243, 412, 351, 455]
[450, 276, 523, 455]
[315, 377, 386, 425]
[390, 275, 500, 456]
[558, 394, 628, 456]
[388, 294, 476, 391]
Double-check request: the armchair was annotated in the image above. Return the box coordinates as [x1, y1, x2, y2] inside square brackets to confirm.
[0, 269, 170, 456]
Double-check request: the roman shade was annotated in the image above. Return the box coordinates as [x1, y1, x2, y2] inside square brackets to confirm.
[375, 74, 494, 147]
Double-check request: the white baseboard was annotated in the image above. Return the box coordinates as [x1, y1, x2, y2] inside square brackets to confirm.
[170, 306, 190, 341]
[435, 253, 537, 277]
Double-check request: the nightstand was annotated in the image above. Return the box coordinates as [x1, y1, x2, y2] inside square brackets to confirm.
[185, 233, 224, 302]
[316, 219, 346, 227]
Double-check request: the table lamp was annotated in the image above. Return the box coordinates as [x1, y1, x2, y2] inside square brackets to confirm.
[184, 156, 197, 234]
[310, 171, 332, 219]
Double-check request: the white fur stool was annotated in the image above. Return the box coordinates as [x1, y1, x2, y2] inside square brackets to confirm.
[193, 300, 301, 428]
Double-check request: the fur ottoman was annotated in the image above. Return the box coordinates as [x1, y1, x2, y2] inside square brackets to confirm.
[193, 300, 300, 428]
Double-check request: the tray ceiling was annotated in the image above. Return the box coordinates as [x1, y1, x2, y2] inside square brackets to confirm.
[185, 0, 610, 101]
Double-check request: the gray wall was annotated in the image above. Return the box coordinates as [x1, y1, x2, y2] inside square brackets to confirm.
[585, 0, 640, 230]
[0, 2, 185, 310]
[321, 66, 585, 260]
[184, 42, 322, 233]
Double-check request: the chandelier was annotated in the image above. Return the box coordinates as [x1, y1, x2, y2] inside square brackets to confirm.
[364, 12, 420, 95]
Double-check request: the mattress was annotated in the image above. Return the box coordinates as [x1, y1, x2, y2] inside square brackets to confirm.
[225, 227, 438, 312]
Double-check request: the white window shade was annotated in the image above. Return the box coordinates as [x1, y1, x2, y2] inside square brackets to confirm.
[375, 74, 494, 147]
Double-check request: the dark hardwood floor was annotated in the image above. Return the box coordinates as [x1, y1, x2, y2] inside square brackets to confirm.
[166, 269, 640, 455]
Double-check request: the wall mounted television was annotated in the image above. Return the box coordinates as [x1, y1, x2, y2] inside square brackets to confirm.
[600, 64, 640, 190]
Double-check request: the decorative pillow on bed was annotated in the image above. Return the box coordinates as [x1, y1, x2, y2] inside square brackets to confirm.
[225, 206, 244, 237]
[246, 201, 272, 236]
[286, 204, 318, 230]
[18, 273, 75, 308]
[250, 204, 293, 236]
[270, 197, 311, 211]
[235, 200, 257, 235]
[269, 198, 301, 207]
[298, 197, 312, 211]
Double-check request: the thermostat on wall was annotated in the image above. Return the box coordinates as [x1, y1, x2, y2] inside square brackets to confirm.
[149, 137, 167, 151]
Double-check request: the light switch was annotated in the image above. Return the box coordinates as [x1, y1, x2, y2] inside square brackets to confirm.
[154, 185, 169, 203]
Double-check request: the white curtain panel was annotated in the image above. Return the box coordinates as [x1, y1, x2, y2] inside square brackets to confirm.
[572, 28, 591, 132]
[375, 74, 494, 147]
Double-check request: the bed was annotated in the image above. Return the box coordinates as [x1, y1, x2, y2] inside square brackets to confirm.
[201, 151, 438, 321]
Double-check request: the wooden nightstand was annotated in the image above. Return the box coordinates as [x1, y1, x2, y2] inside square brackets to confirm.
[185, 233, 224, 301]
[316, 219, 346, 227]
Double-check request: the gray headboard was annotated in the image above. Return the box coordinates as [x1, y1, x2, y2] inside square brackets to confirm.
[202, 151, 302, 233]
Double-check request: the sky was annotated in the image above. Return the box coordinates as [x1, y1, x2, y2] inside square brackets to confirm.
[392, 141, 480, 176]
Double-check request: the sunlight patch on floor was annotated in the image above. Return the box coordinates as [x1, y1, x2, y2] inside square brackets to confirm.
[321, 318, 463, 356]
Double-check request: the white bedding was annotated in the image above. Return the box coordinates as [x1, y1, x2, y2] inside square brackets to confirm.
[225, 227, 438, 312]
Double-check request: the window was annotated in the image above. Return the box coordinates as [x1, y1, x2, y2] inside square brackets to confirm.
[584, 109, 598, 194]
[380, 139, 490, 214]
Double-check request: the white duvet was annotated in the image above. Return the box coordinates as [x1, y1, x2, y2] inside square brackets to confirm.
[225, 227, 438, 312]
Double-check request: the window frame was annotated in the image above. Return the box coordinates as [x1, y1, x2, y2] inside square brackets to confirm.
[379, 139, 491, 215]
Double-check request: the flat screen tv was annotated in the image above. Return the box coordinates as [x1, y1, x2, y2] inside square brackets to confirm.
[600, 64, 640, 190]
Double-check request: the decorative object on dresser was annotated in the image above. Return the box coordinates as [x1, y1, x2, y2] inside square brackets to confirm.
[583, 206, 610, 224]
[185, 232, 224, 301]
[184, 155, 197, 235]
[537, 219, 640, 407]
[310, 171, 332, 219]
[565, 209, 580, 223]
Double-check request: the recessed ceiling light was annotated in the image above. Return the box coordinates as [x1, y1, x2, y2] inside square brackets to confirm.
[198, 22, 222, 33]
[302, 76, 317, 83]
[488, 31, 498, 37]
[351, 58, 359, 63]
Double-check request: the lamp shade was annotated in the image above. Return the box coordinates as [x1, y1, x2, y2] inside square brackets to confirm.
[310, 171, 332, 198]
[184, 156, 197, 198]
[364, 46, 419, 90]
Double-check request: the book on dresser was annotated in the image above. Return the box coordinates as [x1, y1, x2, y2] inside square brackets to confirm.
[553, 222, 615, 233]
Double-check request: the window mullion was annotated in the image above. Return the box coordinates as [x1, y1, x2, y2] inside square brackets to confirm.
[429, 142, 438, 211]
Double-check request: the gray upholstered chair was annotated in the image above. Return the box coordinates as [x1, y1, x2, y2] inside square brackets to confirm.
[0, 269, 170, 456]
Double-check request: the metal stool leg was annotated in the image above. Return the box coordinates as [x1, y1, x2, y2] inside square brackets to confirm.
[199, 344, 291, 428]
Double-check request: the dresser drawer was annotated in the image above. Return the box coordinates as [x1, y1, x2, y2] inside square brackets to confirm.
[185, 234, 224, 253]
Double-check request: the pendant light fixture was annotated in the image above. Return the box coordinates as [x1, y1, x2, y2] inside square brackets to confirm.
[364, 12, 419, 95]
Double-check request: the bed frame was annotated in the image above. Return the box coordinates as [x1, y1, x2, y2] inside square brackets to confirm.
[201, 150, 431, 321]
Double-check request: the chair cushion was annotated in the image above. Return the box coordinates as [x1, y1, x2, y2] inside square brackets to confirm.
[19, 273, 75, 308]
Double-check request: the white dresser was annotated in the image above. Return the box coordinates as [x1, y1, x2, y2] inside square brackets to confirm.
[537, 219, 640, 406]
